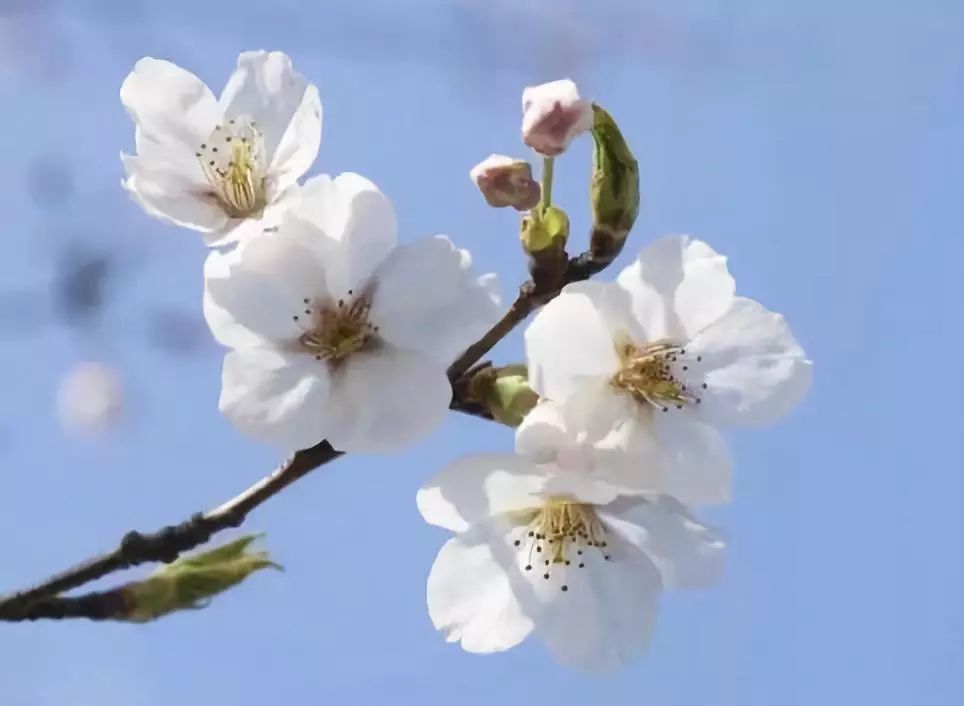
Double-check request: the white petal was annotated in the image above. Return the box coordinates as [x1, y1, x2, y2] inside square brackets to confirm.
[219, 50, 321, 176]
[514, 401, 570, 464]
[121, 154, 228, 233]
[219, 347, 331, 451]
[203, 232, 329, 346]
[525, 283, 624, 401]
[292, 173, 398, 296]
[417, 454, 547, 532]
[520, 388, 666, 495]
[370, 236, 501, 364]
[652, 412, 732, 506]
[120, 57, 220, 158]
[617, 235, 735, 342]
[323, 346, 450, 453]
[427, 531, 534, 654]
[689, 296, 812, 426]
[532, 533, 661, 672]
[601, 496, 725, 590]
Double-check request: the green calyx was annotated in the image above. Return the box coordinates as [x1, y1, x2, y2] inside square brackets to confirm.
[520, 205, 569, 257]
[470, 364, 540, 427]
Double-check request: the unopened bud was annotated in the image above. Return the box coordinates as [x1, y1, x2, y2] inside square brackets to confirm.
[589, 104, 639, 261]
[469, 154, 541, 211]
[522, 79, 593, 157]
[120, 535, 280, 623]
[469, 365, 539, 427]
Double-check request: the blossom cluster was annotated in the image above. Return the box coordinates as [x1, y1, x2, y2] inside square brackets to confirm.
[121, 53, 811, 672]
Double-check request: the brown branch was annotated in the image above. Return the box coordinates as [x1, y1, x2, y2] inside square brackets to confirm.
[0, 441, 341, 622]
[0, 243, 621, 623]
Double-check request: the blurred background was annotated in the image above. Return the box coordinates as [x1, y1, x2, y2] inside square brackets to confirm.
[1, 0, 962, 703]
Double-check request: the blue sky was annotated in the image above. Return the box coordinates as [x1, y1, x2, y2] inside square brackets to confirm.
[1, 1, 962, 704]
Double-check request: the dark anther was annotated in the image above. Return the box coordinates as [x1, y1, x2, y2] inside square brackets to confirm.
[565, 560, 571, 566]
[561, 585, 568, 592]
[226, 137, 232, 142]
[578, 562, 585, 568]
[702, 383, 708, 389]
[209, 161, 215, 166]
[577, 550, 583, 555]
[544, 560, 549, 566]
[525, 564, 532, 571]
[293, 315, 299, 321]
[528, 531, 534, 537]
[683, 366, 689, 371]
[697, 356, 702, 362]
[304, 298, 310, 303]
[662, 407, 669, 412]
[536, 546, 542, 553]
[201, 143, 207, 149]
[513, 540, 520, 546]
[212, 147, 218, 152]
[543, 574, 550, 580]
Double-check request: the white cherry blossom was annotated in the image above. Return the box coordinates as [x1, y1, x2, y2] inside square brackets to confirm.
[525, 235, 812, 506]
[204, 172, 501, 453]
[418, 449, 724, 672]
[121, 51, 322, 246]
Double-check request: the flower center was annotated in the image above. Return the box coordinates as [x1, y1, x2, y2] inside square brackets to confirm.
[512, 499, 610, 592]
[611, 337, 708, 412]
[293, 290, 378, 364]
[197, 116, 267, 218]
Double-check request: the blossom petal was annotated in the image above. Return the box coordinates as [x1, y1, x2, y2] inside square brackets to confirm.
[689, 296, 812, 426]
[617, 235, 735, 341]
[219, 51, 321, 176]
[427, 531, 534, 654]
[514, 401, 570, 464]
[120, 57, 220, 158]
[121, 154, 229, 234]
[323, 346, 449, 453]
[203, 232, 329, 346]
[601, 496, 725, 590]
[219, 347, 330, 451]
[532, 533, 661, 672]
[652, 413, 732, 506]
[525, 283, 623, 401]
[370, 236, 501, 364]
[418, 454, 551, 532]
[291, 173, 398, 296]
[519, 388, 666, 495]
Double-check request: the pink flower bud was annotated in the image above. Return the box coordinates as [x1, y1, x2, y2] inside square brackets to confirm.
[521, 79, 593, 157]
[469, 154, 541, 211]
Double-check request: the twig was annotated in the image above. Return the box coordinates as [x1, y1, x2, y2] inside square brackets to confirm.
[0, 441, 341, 621]
[1, 242, 620, 623]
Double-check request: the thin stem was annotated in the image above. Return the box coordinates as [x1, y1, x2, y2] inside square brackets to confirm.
[539, 156, 555, 213]
[0, 441, 341, 621]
